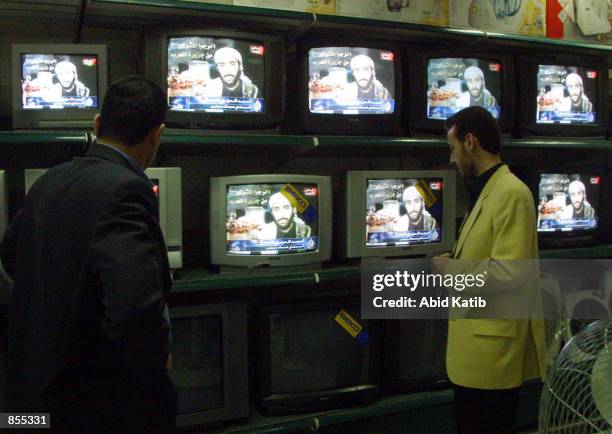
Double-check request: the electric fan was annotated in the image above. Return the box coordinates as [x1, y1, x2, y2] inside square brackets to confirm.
[539, 317, 612, 433]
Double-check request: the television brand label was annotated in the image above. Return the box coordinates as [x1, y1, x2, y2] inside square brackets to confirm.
[335, 309, 362, 338]
[380, 51, 394, 62]
[281, 183, 310, 213]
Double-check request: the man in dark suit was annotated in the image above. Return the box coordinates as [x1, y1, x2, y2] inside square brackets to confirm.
[1, 76, 176, 433]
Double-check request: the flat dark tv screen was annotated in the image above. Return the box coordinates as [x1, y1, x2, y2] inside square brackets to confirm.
[537, 173, 600, 233]
[167, 36, 265, 113]
[365, 177, 443, 247]
[170, 314, 224, 413]
[268, 307, 371, 394]
[308, 47, 396, 115]
[226, 183, 320, 256]
[427, 58, 502, 120]
[20, 53, 99, 110]
[536, 65, 598, 125]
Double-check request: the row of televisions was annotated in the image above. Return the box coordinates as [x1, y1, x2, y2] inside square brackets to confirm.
[9, 166, 608, 272]
[164, 298, 448, 426]
[10, 30, 611, 137]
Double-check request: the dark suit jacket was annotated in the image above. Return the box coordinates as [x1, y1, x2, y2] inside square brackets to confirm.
[1, 144, 173, 419]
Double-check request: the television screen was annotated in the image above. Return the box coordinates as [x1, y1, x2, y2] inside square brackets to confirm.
[225, 183, 319, 256]
[167, 36, 265, 114]
[170, 314, 224, 414]
[268, 306, 372, 394]
[20, 53, 99, 110]
[308, 47, 396, 115]
[537, 173, 600, 233]
[365, 177, 444, 247]
[427, 58, 502, 120]
[536, 65, 598, 125]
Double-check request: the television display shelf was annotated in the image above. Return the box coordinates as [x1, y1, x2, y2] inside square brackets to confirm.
[172, 244, 612, 293]
[162, 132, 612, 150]
[171, 265, 361, 294]
[88, 0, 612, 53]
[202, 389, 454, 434]
[0, 131, 89, 145]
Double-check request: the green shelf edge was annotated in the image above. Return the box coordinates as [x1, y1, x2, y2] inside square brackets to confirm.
[219, 389, 454, 434]
[0, 131, 609, 149]
[0, 131, 88, 145]
[173, 244, 612, 292]
[92, 0, 612, 52]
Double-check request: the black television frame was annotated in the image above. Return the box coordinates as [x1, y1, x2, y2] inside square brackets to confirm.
[145, 28, 285, 130]
[255, 297, 382, 415]
[407, 48, 516, 135]
[169, 301, 249, 427]
[517, 55, 609, 137]
[297, 37, 403, 136]
[521, 165, 608, 249]
[383, 319, 449, 393]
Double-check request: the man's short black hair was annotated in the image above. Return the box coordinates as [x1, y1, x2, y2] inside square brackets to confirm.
[444, 106, 501, 155]
[98, 76, 167, 147]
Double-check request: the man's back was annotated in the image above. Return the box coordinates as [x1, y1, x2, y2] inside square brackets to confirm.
[2, 144, 171, 416]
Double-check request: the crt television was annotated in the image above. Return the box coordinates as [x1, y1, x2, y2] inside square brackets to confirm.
[145, 168, 183, 269]
[517, 56, 608, 137]
[210, 174, 332, 271]
[407, 50, 515, 134]
[533, 170, 604, 247]
[345, 170, 456, 258]
[383, 319, 449, 393]
[12, 44, 108, 129]
[169, 302, 248, 427]
[255, 297, 381, 415]
[145, 29, 284, 130]
[298, 39, 402, 135]
[25, 167, 183, 268]
[0, 171, 7, 239]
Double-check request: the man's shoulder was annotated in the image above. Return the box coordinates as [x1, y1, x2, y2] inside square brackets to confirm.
[491, 170, 533, 201]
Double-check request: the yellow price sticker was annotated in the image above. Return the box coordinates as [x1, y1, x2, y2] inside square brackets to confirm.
[416, 179, 437, 209]
[335, 309, 362, 338]
[280, 183, 310, 214]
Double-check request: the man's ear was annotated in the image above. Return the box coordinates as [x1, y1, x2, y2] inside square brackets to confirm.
[464, 132, 478, 154]
[151, 123, 165, 145]
[93, 114, 101, 137]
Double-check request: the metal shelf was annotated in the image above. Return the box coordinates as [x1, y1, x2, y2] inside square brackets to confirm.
[0, 131, 89, 145]
[172, 244, 612, 293]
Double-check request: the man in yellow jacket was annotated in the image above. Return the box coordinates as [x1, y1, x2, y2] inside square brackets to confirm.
[432, 107, 546, 434]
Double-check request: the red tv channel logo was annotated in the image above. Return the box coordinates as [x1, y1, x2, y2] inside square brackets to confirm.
[250, 45, 265, 55]
[303, 187, 318, 197]
[590, 176, 600, 185]
[380, 51, 394, 62]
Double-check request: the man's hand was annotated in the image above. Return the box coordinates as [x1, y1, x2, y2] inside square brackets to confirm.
[431, 252, 451, 275]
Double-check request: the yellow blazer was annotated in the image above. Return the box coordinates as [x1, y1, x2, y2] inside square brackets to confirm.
[444, 165, 547, 389]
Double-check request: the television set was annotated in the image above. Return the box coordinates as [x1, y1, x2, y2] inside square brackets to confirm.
[169, 302, 249, 427]
[345, 170, 456, 258]
[533, 170, 604, 247]
[407, 50, 515, 134]
[209, 174, 332, 272]
[255, 298, 382, 415]
[517, 56, 608, 137]
[145, 29, 284, 130]
[11, 44, 108, 130]
[384, 319, 449, 393]
[145, 167, 183, 269]
[25, 167, 183, 268]
[0, 171, 7, 240]
[298, 39, 402, 135]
